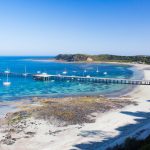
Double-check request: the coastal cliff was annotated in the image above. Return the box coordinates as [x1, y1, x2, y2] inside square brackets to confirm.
[55, 54, 150, 64]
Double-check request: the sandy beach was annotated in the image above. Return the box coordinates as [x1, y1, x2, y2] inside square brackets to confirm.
[0, 64, 150, 150]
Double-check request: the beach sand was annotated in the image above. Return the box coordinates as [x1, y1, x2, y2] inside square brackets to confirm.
[0, 64, 150, 150]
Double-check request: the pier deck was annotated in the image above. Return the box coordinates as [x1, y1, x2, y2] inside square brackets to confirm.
[0, 72, 150, 85]
[33, 74, 150, 85]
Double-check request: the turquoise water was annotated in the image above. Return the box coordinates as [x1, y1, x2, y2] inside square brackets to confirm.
[0, 57, 136, 101]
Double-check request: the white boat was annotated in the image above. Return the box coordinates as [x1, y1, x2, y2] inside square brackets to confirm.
[84, 69, 87, 73]
[4, 69, 10, 74]
[3, 74, 11, 86]
[62, 69, 67, 74]
[96, 67, 99, 73]
[104, 72, 107, 75]
[37, 71, 41, 74]
[86, 75, 91, 78]
[42, 72, 48, 75]
[23, 66, 28, 77]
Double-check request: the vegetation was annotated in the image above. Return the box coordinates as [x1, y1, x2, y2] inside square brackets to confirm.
[107, 135, 150, 150]
[6, 96, 135, 126]
[55, 54, 150, 64]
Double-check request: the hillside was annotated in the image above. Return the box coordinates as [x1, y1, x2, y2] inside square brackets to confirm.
[55, 54, 150, 64]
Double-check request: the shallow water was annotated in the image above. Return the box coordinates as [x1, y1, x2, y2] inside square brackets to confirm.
[0, 56, 138, 101]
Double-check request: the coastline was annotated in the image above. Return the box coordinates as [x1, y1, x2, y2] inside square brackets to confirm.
[0, 63, 150, 150]
[26, 58, 148, 67]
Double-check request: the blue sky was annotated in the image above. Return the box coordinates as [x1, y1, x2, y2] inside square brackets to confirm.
[0, 0, 150, 56]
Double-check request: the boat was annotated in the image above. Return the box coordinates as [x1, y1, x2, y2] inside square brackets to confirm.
[84, 69, 87, 73]
[104, 72, 107, 75]
[96, 67, 99, 73]
[42, 72, 48, 75]
[62, 68, 67, 74]
[4, 69, 10, 74]
[3, 73, 11, 86]
[37, 71, 41, 74]
[86, 75, 90, 77]
[23, 66, 28, 77]
[72, 70, 77, 73]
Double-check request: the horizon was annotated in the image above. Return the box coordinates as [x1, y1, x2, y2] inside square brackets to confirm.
[0, 0, 150, 55]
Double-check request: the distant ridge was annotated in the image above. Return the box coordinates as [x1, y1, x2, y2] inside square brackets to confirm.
[55, 54, 150, 64]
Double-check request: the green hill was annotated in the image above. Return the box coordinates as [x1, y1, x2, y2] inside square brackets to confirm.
[55, 54, 150, 64]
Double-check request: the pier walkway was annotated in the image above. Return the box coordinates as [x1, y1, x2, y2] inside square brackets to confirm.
[0, 72, 150, 85]
[33, 74, 150, 85]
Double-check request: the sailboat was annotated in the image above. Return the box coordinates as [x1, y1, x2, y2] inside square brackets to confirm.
[4, 69, 10, 74]
[62, 68, 67, 74]
[84, 69, 87, 73]
[37, 71, 41, 74]
[23, 66, 28, 77]
[3, 73, 11, 86]
[104, 72, 107, 75]
[96, 67, 99, 73]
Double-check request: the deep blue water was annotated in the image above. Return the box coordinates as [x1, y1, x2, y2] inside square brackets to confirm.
[0, 56, 138, 101]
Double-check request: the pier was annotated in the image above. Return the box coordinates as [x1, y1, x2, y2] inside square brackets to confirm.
[33, 74, 150, 85]
[0, 72, 150, 85]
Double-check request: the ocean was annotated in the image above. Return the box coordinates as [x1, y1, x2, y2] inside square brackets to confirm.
[0, 56, 140, 101]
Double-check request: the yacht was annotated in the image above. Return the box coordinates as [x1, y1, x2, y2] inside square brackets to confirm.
[4, 69, 10, 74]
[96, 67, 99, 73]
[86, 75, 91, 78]
[84, 69, 87, 73]
[37, 71, 41, 74]
[62, 69, 67, 74]
[104, 72, 107, 75]
[23, 66, 28, 77]
[3, 73, 11, 86]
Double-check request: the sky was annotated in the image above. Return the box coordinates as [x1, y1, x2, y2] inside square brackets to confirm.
[0, 0, 150, 56]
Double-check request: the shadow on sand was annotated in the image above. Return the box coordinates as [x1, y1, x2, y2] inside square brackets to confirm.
[73, 111, 150, 150]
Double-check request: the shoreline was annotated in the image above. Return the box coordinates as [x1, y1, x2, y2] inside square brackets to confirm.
[26, 58, 150, 68]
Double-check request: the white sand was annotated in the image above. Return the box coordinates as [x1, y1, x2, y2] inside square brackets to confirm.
[1, 64, 150, 150]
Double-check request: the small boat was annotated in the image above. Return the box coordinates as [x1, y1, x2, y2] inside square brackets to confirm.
[4, 69, 10, 74]
[86, 75, 91, 78]
[84, 69, 87, 73]
[104, 72, 107, 75]
[37, 71, 41, 74]
[3, 74, 11, 86]
[62, 68, 67, 74]
[96, 67, 99, 73]
[23, 66, 28, 77]
[42, 72, 48, 75]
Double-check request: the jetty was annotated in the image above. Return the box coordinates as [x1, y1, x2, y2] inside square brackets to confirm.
[0, 72, 150, 85]
[33, 74, 150, 85]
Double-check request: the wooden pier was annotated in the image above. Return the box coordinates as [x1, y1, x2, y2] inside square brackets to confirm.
[33, 74, 150, 85]
[0, 72, 150, 85]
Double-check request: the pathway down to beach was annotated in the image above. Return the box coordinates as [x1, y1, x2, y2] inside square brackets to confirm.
[0, 64, 150, 150]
